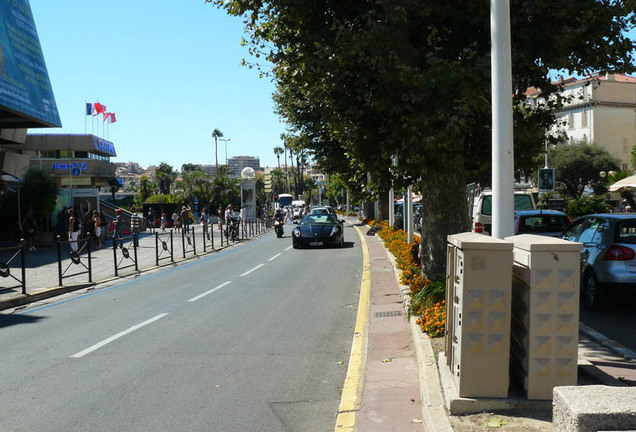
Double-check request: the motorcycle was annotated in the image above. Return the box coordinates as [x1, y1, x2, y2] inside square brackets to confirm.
[274, 218, 284, 238]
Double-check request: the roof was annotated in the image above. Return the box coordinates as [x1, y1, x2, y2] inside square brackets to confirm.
[515, 210, 567, 216]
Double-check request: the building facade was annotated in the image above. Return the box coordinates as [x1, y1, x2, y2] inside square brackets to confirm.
[530, 74, 636, 171]
[227, 156, 261, 178]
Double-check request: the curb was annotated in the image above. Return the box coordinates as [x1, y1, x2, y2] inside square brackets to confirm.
[579, 322, 636, 361]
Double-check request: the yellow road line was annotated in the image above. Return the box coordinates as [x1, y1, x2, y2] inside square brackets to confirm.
[334, 225, 371, 431]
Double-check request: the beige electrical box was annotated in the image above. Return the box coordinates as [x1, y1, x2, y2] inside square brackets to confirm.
[506, 234, 582, 400]
[445, 232, 513, 398]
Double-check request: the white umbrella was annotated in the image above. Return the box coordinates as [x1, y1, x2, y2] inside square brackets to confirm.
[609, 174, 636, 191]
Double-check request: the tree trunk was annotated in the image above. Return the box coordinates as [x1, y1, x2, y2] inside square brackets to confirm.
[419, 152, 471, 278]
[377, 190, 390, 221]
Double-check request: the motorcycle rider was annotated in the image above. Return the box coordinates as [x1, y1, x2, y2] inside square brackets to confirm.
[274, 208, 285, 237]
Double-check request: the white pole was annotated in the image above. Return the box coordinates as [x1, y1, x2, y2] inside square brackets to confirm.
[491, 0, 515, 239]
[407, 185, 414, 243]
[389, 188, 394, 226]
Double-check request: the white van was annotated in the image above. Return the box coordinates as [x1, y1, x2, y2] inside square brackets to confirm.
[471, 190, 536, 235]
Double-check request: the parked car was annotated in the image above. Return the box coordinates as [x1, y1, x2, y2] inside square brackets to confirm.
[292, 213, 344, 248]
[561, 213, 636, 309]
[514, 210, 571, 237]
[472, 190, 536, 235]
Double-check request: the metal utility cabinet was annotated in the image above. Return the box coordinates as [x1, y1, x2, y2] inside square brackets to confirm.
[506, 234, 582, 400]
[445, 233, 513, 398]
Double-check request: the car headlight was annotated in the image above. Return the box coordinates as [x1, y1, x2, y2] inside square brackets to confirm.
[330, 226, 339, 237]
[293, 228, 301, 237]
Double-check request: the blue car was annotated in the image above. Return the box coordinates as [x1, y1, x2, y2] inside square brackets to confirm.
[514, 209, 571, 237]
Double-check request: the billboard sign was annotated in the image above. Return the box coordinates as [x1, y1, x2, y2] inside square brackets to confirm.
[0, 1, 61, 127]
[538, 168, 555, 193]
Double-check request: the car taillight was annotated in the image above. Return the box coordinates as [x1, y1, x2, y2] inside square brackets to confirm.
[603, 245, 636, 261]
[474, 222, 483, 233]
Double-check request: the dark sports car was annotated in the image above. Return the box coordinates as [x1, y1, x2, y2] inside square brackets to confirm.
[292, 213, 344, 248]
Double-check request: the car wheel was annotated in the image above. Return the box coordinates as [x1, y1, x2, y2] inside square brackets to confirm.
[293, 240, 300, 249]
[583, 271, 603, 310]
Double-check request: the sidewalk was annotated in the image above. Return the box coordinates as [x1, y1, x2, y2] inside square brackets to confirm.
[0, 223, 264, 310]
[353, 220, 635, 432]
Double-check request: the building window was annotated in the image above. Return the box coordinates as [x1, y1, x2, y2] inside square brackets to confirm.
[75, 151, 88, 158]
[59, 150, 73, 158]
[581, 111, 587, 127]
[568, 114, 574, 129]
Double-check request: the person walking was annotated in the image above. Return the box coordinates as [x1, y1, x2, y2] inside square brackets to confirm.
[201, 208, 210, 240]
[130, 206, 140, 247]
[171, 211, 178, 231]
[147, 207, 156, 233]
[99, 210, 107, 243]
[160, 212, 167, 232]
[92, 210, 102, 248]
[217, 206, 224, 232]
[114, 208, 124, 248]
[21, 209, 38, 252]
[68, 208, 80, 252]
[180, 205, 191, 233]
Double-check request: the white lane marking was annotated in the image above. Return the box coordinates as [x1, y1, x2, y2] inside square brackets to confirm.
[285, 246, 293, 251]
[71, 313, 168, 358]
[240, 263, 265, 277]
[268, 253, 282, 262]
[188, 281, 232, 302]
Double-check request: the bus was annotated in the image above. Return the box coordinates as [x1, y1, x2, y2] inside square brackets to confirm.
[276, 193, 293, 209]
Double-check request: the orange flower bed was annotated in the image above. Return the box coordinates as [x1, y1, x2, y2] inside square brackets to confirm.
[373, 221, 445, 338]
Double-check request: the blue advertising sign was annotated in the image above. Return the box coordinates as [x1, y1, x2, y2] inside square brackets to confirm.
[93, 137, 117, 156]
[0, 0, 61, 127]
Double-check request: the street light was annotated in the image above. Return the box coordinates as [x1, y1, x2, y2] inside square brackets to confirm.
[219, 138, 231, 164]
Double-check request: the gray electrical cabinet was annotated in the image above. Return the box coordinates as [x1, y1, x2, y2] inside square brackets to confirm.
[506, 234, 582, 400]
[445, 233, 513, 398]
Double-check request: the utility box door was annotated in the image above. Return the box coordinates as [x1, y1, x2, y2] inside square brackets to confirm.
[446, 233, 513, 398]
[507, 234, 582, 400]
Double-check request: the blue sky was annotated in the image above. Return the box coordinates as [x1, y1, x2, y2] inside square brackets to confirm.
[29, 0, 287, 171]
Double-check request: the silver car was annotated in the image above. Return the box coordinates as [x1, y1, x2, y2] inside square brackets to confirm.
[561, 214, 636, 309]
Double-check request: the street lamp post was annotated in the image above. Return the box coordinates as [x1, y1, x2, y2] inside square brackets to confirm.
[219, 138, 231, 164]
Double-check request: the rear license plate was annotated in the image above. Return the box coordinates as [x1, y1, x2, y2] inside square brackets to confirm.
[309, 241, 323, 246]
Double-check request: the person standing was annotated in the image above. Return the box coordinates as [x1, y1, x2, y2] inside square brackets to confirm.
[217, 206, 224, 232]
[99, 210, 107, 243]
[130, 206, 140, 247]
[68, 208, 80, 252]
[22, 209, 38, 252]
[92, 210, 102, 248]
[147, 207, 156, 234]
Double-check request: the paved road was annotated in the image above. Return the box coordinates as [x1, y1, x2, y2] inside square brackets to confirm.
[0, 222, 362, 431]
[580, 288, 636, 353]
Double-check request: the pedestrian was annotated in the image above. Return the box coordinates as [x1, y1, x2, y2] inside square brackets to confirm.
[239, 206, 246, 222]
[201, 207, 210, 240]
[171, 211, 178, 230]
[99, 210, 107, 242]
[147, 207, 156, 233]
[130, 206, 140, 247]
[181, 205, 191, 233]
[175, 213, 182, 233]
[217, 206, 224, 231]
[92, 210, 102, 248]
[114, 208, 124, 248]
[68, 208, 80, 252]
[57, 206, 68, 236]
[225, 204, 235, 239]
[160, 212, 166, 232]
[21, 209, 38, 252]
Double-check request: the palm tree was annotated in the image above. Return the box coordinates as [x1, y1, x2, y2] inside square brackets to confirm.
[212, 129, 224, 173]
[273, 146, 284, 170]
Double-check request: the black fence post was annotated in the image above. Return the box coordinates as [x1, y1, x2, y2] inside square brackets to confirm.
[170, 230, 174, 262]
[113, 234, 119, 277]
[155, 232, 159, 266]
[57, 235, 63, 287]
[133, 233, 139, 271]
[192, 226, 197, 255]
[220, 221, 224, 247]
[20, 239, 26, 295]
[88, 236, 93, 283]
[182, 228, 186, 258]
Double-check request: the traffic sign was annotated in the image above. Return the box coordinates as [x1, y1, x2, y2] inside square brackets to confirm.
[71, 167, 81, 177]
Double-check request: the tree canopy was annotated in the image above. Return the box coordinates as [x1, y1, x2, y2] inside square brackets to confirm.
[212, 0, 636, 275]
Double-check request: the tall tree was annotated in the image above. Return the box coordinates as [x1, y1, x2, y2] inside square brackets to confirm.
[212, 129, 224, 173]
[213, 0, 636, 276]
[273, 146, 284, 170]
[156, 162, 176, 195]
[549, 140, 621, 199]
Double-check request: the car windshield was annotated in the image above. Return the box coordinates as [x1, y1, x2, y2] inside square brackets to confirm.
[482, 195, 533, 216]
[615, 220, 636, 244]
[518, 214, 570, 234]
[302, 214, 337, 224]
